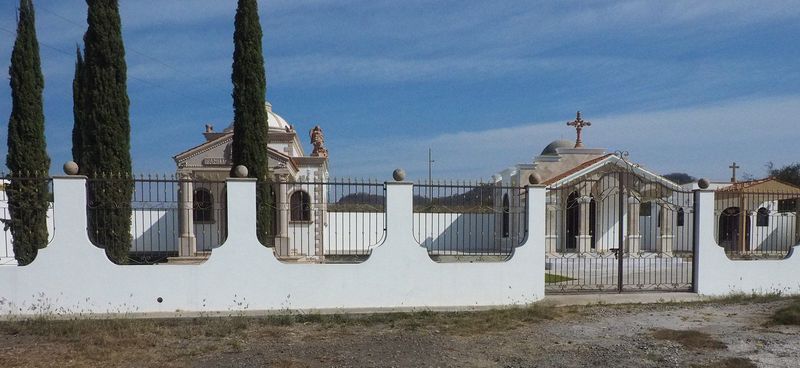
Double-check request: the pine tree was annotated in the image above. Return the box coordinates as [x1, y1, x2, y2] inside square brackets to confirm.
[230, 0, 273, 244]
[5, 0, 51, 266]
[71, 46, 86, 169]
[80, 0, 133, 263]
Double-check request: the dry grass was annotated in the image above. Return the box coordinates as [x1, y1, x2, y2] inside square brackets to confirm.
[651, 328, 727, 350]
[771, 298, 800, 325]
[0, 316, 256, 367]
[0, 304, 559, 366]
[706, 292, 786, 305]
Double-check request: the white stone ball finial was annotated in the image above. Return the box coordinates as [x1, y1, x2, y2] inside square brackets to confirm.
[234, 165, 249, 178]
[698, 178, 710, 189]
[63, 161, 79, 175]
[392, 168, 406, 182]
[529, 173, 543, 185]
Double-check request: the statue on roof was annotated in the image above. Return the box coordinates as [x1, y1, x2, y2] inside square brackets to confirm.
[310, 125, 329, 158]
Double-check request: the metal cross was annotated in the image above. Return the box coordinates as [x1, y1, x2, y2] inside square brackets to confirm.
[729, 162, 740, 183]
[567, 111, 591, 148]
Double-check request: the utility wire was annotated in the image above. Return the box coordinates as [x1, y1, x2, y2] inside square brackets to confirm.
[37, 5, 186, 76]
[21, 5, 228, 112]
[0, 25, 229, 113]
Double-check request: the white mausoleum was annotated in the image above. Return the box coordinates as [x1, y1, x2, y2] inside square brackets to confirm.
[172, 101, 329, 258]
[494, 113, 689, 255]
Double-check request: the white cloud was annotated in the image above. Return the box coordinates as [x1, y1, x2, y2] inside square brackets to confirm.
[328, 95, 800, 181]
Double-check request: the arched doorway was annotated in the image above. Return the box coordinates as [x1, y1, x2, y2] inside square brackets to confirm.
[564, 192, 597, 251]
[565, 192, 580, 251]
[719, 207, 751, 251]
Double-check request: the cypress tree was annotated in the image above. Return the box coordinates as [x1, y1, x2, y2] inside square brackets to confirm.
[230, 0, 273, 244]
[80, 0, 132, 263]
[5, 0, 51, 265]
[71, 46, 86, 169]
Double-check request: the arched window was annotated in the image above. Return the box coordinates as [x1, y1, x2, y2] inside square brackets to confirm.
[193, 188, 214, 222]
[290, 190, 311, 222]
[757, 207, 769, 227]
[502, 193, 510, 238]
[677, 208, 685, 227]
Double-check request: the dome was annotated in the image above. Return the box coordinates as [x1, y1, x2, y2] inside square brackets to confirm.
[541, 139, 575, 156]
[223, 101, 291, 133]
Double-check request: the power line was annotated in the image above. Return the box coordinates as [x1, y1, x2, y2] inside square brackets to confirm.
[34, 5, 231, 114]
[0, 24, 228, 113]
[0, 25, 71, 57]
[37, 5, 227, 84]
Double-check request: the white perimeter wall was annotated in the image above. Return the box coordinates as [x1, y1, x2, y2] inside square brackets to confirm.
[695, 190, 800, 296]
[0, 178, 545, 316]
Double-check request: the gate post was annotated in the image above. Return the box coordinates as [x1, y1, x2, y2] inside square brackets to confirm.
[692, 189, 715, 293]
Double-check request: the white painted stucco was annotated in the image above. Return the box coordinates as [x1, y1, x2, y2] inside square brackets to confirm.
[694, 190, 800, 296]
[0, 177, 545, 316]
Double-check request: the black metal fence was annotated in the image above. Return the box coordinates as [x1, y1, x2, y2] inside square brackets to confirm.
[714, 188, 800, 259]
[0, 175, 53, 265]
[86, 175, 227, 264]
[545, 170, 695, 292]
[412, 181, 527, 261]
[258, 179, 386, 263]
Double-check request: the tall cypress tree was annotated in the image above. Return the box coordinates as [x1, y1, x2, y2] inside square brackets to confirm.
[230, 0, 273, 244]
[71, 46, 86, 170]
[80, 0, 132, 263]
[5, 0, 51, 266]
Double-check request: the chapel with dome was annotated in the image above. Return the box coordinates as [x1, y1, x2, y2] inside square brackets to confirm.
[493, 112, 688, 256]
[170, 101, 330, 259]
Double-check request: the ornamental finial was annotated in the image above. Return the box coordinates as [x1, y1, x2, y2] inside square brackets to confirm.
[566, 111, 591, 148]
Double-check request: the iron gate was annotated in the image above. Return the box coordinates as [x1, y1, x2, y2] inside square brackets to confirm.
[544, 159, 695, 293]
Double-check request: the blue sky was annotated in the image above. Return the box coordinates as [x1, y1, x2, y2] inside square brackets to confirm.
[0, 0, 799, 181]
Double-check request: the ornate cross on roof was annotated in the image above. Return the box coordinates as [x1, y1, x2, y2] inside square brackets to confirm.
[729, 162, 740, 183]
[567, 111, 591, 148]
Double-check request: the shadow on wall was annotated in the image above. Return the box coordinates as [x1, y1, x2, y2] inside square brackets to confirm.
[415, 213, 522, 255]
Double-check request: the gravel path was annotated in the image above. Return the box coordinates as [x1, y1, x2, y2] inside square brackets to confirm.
[197, 300, 799, 367]
[2, 299, 798, 367]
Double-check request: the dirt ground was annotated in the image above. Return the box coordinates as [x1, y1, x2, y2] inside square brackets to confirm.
[1, 297, 798, 367]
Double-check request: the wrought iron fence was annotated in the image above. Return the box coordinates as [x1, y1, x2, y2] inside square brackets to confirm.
[714, 188, 800, 259]
[258, 179, 386, 263]
[544, 168, 694, 292]
[86, 174, 227, 264]
[0, 175, 53, 265]
[412, 181, 527, 261]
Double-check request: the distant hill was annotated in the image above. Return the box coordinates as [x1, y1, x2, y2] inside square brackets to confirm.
[331, 183, 523, 213]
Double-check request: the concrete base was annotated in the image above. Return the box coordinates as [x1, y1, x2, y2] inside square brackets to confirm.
[542, 292, 705, 307]
[178, 236, 196, 257]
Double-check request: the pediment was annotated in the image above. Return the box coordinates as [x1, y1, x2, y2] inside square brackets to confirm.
[175, 134, 296, 171]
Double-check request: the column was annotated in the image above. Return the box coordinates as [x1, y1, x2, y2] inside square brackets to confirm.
[795, 199, 800, 244]
[545, 194, 559, 253]
[177, 174, 196, 257]
[311, 182, 325, 258]
[657, 204, 674, 255]
[626, 197, 641, 255]
[275, 175, 289, 256]
[577, 196, 593, 253]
